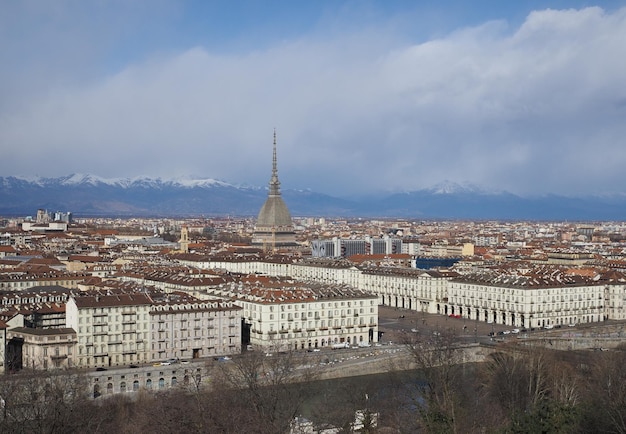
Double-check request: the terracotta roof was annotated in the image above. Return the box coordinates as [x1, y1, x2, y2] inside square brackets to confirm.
[72, 293, 152, 308]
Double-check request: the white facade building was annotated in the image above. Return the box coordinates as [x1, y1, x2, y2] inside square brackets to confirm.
[359, 267, 456, 315]
[215, 278, 378, 350]
[149, 296, 242, 361]
[447, 271, 606, 328]
[66, 293, 152, 368]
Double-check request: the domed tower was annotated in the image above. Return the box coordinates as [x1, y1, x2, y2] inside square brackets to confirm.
[252, 130, 297, 250]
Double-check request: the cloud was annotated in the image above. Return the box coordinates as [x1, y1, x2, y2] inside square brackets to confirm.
[1, 5, 625, 197]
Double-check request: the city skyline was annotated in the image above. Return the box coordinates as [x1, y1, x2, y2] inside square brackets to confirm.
[1, 1, 626, 198]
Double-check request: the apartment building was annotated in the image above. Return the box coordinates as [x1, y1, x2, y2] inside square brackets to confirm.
[359, 266, 457, 314]
[0, 268, 90, 291]
[6, 327, 77, 370]
[149, 293, 242, 361]
[66, 293, 152, 368]
[447, 268, 606, 328]
[217, 277, 378, 350]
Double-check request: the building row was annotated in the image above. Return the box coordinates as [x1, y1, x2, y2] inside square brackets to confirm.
[176, 253, 626, 329]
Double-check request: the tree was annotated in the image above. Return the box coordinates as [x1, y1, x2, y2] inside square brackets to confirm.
[401, 328, 466, 433]
[212, 348, 320, 434]
[0, 369, 90, 433]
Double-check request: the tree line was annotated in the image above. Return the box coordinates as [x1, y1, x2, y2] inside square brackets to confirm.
[0, 337, 625, 433]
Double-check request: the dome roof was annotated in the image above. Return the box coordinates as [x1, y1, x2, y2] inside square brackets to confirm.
[253, 130, 296, 248]
[257, 195, 293, 228]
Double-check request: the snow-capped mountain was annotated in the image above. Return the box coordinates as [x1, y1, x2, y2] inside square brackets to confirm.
[426, 180, 503, 196]
[1, 174, 626, 220]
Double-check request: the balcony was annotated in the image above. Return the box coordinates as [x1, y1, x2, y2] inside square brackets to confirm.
[50, 354, 68, 360]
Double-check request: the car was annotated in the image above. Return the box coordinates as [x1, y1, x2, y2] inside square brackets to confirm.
[511, 329, 520, 334]
[180, 360, 189, 365]
[166, 358, 178, 364]
[96, 367, 107, 371]
[568, 323, 576, 327]
[160, 361, 171, 366]
[152, 362, 162, 367]
[502, 330, 511, 335]
[129, 364, 139, 368]
[218, 356, 232, 362]
[544, 324, 554, 330]
[410, 328, 419, 333]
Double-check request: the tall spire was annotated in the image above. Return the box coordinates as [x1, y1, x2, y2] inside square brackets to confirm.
[269, 128, 281, 196]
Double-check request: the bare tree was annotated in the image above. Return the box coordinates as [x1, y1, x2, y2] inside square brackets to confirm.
[401, 327, 466, 433]
[212, 348, 320, 434]
[581, 351, 626, 433]
[0, 369, 89, 434]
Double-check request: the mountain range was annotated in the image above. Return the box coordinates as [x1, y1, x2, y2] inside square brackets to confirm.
[1, 174, 625, 221]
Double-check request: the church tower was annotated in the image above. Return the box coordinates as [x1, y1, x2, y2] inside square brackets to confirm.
[252, 130, 297, 250]
[179, 225, 189, 253]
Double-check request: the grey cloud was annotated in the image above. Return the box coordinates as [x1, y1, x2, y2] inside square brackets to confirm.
[1, 6, 626, 197]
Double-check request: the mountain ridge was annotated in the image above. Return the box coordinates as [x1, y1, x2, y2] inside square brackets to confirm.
[1, 174, 624, 220]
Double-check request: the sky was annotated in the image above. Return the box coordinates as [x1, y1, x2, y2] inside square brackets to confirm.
[1, 0, 626, 198]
